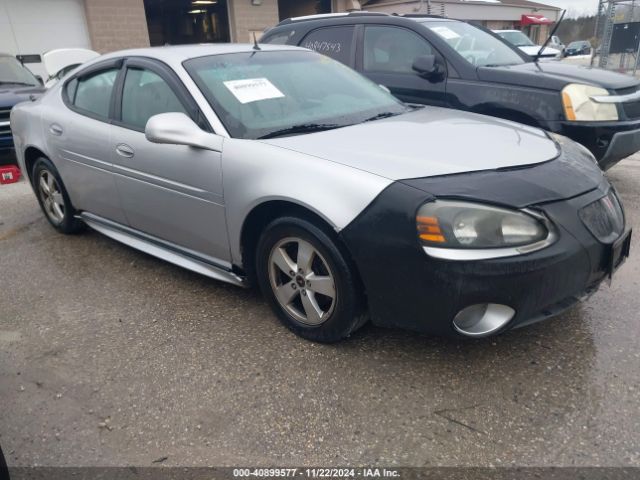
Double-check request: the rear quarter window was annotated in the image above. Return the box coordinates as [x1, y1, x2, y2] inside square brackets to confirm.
[300, 26, 355, 66]
[262, 30, 295, 45]
[68, 68, 118, 120]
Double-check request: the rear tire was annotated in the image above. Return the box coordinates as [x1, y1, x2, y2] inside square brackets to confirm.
[32, 157, 84, 234]
[256, 216, 368, 343]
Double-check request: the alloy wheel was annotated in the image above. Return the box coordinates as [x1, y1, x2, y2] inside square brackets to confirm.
[38, 170, 65, 224]
[268, 237, 337, 326]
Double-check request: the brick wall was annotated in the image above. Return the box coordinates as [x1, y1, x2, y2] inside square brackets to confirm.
[228, 0, 280, 43]
[84, 0, 150, 53]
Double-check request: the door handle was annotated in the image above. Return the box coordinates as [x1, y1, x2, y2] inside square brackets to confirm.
[49, 124, 63, 136]
[116, 144, 135, 158]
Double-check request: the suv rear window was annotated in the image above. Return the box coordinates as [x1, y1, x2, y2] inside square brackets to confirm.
[301, 26, 355, 65]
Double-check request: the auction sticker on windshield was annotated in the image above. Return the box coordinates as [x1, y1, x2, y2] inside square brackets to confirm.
[223, 77, 285, 104]
[431, 26, 460, 40]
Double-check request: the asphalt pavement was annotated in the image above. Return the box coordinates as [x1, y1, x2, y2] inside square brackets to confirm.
[0, 156, 639, 467]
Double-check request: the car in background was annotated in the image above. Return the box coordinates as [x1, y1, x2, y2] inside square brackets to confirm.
[0, 53, 44, 164]
[10, 44, 631, 342]
[493, 29, 561, 58]
[42, 48, 100, 88]
[549, 35, 565, 51]
[261, 12, 640, 170]
[564, 40, 592, 57]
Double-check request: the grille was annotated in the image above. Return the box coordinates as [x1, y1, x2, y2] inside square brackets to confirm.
[622, 100, 640, 119]
[0, 110, 11, 137]
[579, 190, 625, 244]
[0, 108, 11, 136]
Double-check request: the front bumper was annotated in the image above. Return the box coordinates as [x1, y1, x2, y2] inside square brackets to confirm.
[341, 180, 627, 338]
[550, 120, 640, 170]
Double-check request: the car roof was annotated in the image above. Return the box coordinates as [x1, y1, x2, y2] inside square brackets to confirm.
[273, 11, 453, 27]
[276, 11, 388, 26]
[96, 43, 305, 65]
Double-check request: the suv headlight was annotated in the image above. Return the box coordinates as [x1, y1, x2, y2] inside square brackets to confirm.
[416, 201, 554, 260]
[562, 84, 618, 121]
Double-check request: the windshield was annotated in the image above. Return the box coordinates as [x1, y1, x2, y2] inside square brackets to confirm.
[423, 22, 526, 67]
[568, 41, 588, 49]
[184, 50, 407, 140]
[496, 31, 536, 47]
[0, 56, 39, 86]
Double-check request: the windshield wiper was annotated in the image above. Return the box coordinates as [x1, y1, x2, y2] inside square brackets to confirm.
[257, 123, 341, 139]
[362, 111, 402, 123]
[534, 9, 566, 62]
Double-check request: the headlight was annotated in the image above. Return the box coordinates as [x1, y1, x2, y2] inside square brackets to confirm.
[416, 201, 553, 259]
[561, 84, 618, 121]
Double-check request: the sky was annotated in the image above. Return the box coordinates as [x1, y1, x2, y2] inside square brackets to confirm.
[537, 0, 599, 17]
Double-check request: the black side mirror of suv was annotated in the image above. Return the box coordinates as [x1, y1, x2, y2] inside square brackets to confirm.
[412, 54, 443, 80]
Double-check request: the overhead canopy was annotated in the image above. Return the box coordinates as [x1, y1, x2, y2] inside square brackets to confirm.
[521, 14, 554, 26]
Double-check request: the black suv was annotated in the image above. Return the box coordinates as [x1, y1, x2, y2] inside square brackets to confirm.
[261, 13, 640, 170]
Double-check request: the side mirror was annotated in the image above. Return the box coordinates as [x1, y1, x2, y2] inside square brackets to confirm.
[145, 112, 222, 152]
[35, 75, 44, 86]
[412, 54, 443, 79]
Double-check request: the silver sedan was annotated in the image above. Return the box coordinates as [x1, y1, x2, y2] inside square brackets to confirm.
[10, 44, 630, 342]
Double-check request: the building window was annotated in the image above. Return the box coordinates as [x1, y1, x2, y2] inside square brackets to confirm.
[144, 0, 231, 46]
[278, 0, 331, 22]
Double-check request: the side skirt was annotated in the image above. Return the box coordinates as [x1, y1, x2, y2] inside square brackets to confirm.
[79, 212, 246, 288]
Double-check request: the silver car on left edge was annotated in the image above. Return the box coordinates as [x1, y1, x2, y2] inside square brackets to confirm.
[10, 44, 631, 343]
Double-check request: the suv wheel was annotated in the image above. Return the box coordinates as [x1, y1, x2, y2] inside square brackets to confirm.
[256, 216, 367, 342]
[33, 157, 84, 234]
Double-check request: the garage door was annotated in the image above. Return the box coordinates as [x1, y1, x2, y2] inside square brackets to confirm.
[0, 0, 91, 78]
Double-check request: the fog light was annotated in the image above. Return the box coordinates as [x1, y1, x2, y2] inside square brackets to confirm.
[453, 304, 515, 337]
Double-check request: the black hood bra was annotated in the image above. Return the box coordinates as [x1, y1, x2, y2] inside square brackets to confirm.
[400, 135, 605, 209]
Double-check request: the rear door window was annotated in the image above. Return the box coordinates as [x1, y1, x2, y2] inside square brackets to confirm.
[300, 26, 355, 66]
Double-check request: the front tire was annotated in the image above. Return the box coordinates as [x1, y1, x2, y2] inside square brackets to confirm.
[256, 216, 367, 343]
[32, 157, 84, 234]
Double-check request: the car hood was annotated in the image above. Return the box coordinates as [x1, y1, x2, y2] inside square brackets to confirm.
[0, 85, 44, 110]
[518, 45, 560, 57]
[260, 107, 559, 181]
[477, 61, 640, 90]
[42, 48, 99, 77]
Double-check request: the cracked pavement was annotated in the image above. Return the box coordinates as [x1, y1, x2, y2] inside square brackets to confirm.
[0, 156, 639, 467]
